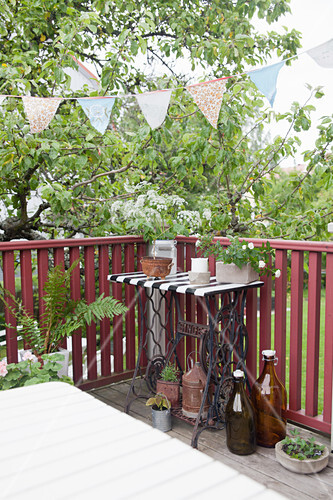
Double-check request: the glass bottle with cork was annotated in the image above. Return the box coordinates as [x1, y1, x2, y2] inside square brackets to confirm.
[251, 349, 287, 448]
[226, 369, 256, 455]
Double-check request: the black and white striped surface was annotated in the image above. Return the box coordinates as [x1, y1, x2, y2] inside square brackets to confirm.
[108, 272, 263, 297]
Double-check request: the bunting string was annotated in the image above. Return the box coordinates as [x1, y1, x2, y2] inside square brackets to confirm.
[0, 38, 332, 134]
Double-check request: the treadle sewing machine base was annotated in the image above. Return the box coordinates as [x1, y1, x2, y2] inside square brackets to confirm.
[108, 271, 263, 448]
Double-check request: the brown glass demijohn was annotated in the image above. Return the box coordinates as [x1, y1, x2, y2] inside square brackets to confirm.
[226, 369, 256, 455]
[251, 350, 287, 448]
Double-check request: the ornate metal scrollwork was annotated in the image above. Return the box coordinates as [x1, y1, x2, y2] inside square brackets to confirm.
[145, 355, 166, 392]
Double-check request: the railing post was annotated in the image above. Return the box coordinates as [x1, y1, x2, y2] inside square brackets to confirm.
[3, 251, 18, 363]
[274, 249, 288, 384]
[306, 251, 321, 416]
[289, 250, 304, 411]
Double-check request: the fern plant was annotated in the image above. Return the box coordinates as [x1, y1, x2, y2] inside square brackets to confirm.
[0, 260, 128, 355]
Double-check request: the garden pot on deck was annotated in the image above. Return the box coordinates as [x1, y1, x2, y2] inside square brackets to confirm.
[275, 440, 329, 474]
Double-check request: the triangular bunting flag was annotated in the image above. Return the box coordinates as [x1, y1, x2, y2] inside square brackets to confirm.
[77, 97, 115, 134]
[248, 61, 285, 107]
[22, 96, 62, 133]
[307, 39, 333, 68]
[136, 90, 172, 129]
[0, 96, 6, 105]
[186, 79, 226, 129]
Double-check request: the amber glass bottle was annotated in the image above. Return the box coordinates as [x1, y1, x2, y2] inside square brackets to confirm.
[251, 350, 287, 448]
[226, 369, 256, 455]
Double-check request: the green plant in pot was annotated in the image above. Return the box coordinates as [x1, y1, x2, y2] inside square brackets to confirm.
[146, 393, 171, 432]
[156, 362, 181, 408]
[0, 260, 127, 375]
[275, 429, 329, 474]
[198, 235, 280, 284]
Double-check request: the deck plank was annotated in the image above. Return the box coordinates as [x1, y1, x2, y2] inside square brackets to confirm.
[90, 381, 333, 500]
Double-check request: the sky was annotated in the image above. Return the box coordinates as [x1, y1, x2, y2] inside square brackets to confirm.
[253, 0, 333, 165]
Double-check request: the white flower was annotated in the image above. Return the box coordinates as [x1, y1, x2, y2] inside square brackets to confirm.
[275, 269, 281, 278]
[22, 351, 35, 361]
[195, 239, 201, 248]
[258, 260, 266, 269]
[248, 242, 254, 250]
[202, 208, 212, 221]
[242, 245, 247, 250]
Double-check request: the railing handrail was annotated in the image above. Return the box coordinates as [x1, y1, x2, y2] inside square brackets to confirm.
[176, 235, 333, 253]
[0, 235, 144, 251]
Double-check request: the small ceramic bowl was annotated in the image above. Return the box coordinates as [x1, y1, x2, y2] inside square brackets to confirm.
[188, 271, 211, 285]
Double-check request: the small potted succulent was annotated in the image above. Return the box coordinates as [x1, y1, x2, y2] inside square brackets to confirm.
[156, 362, 181, 408]
[275, 429, 329, 474]
[146, 393, 171, 432]
[198, 235, 280, 284]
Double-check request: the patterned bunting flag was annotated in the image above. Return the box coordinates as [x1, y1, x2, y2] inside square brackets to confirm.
[22, 96, 62, 133]
[248, 61, 285, 107]
[135, 90, 172, 129]
[307, 39, 333, 68]
[0, 96, 6, 105]
[186, 79, 226, 129]
[77, 97, 115, 134]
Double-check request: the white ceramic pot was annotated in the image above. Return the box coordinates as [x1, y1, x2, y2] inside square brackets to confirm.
[216, 262, 259, 284]
[275, 440, 329, 474]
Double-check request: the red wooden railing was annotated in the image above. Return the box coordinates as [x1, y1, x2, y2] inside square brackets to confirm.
[0, 235, 332, 435]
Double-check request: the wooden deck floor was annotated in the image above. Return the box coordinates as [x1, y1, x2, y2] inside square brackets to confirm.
[90, 380, 333, 500]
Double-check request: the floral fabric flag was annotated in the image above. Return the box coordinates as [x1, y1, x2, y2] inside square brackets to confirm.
[248, 61, 285, 107]
[77, 97, 115, 134]
[307, 39, 333, 68]
[186, 79, 226, 129]
[135, 90, 172, 129]
[0, 96, 6, 105]
[22, 96, 62, 133]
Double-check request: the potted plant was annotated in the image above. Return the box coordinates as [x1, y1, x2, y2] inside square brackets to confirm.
[275, 429, 329, 474]
[156, 362, 181, 408]
[0, 260, 128, 375]
[146, 393, 171, 432]
[0, 352, 73, 390]
[198, 235, 280, 284]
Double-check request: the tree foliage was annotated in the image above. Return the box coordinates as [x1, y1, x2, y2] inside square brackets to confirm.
[0, 0, 332, 242]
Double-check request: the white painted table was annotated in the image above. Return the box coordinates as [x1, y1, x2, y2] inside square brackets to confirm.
[0, 382, 285, 499]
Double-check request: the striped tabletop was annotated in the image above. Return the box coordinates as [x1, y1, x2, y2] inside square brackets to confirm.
[108, 271, 264, 297]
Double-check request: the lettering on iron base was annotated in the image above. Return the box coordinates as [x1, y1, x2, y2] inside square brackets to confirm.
[177, 320, 209, 339]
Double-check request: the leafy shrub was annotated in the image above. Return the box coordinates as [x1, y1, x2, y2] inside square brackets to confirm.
[0, 353, 73, 390]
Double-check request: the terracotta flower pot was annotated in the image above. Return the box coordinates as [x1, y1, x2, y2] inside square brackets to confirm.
[156, 379, 180, 408]
[141, 256, 173, 280]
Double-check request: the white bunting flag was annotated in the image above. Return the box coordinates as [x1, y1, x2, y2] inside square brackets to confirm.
[22, 97, 62, 133]
[0, 96, 6, 105]
[307, 39, 333, 68]
[136, 90, 172, 129]
[186, 79, 226, 129]
[77, 97, 115, 134]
